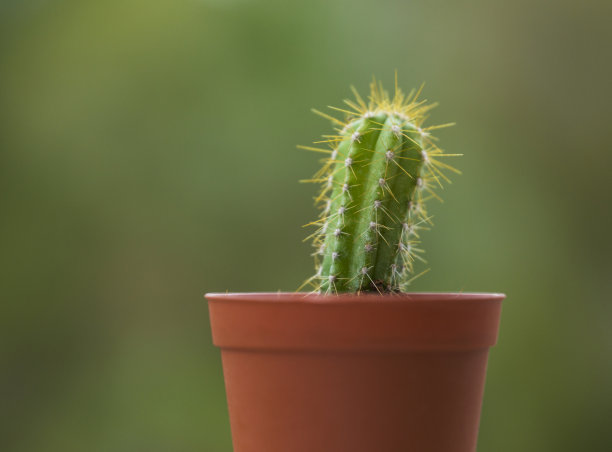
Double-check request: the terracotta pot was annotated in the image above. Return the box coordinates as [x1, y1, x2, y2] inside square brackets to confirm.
[206, 292, 504, 452]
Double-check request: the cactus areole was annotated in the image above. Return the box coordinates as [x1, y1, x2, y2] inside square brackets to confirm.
[302, 78, 459, 293]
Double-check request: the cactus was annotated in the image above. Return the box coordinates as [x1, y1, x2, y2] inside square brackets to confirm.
[301, 78, 459, 293]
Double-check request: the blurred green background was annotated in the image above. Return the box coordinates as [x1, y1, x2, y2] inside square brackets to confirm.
[1, 0, 611, 450]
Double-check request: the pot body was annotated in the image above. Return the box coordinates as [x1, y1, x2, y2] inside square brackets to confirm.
[207, 292, 504, 452]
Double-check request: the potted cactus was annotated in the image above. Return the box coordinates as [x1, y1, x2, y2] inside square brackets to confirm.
[206, 79, 504, 452]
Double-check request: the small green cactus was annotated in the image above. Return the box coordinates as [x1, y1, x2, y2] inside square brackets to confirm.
[301, 78, 459, 294]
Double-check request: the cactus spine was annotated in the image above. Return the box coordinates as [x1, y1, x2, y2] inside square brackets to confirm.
[302, 78, 459, 293]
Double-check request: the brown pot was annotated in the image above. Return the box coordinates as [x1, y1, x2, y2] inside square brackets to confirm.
[206, 292, 504, 452]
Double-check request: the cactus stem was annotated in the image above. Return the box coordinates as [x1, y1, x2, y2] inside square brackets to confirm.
[301, 78, 459, 293]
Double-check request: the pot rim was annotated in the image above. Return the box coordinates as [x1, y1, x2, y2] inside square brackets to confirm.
[207, 292, 505, 351]
[206, 291, 506, 303]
